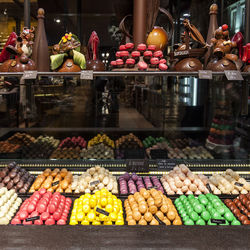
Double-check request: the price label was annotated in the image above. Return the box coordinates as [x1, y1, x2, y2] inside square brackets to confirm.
[23, 71, 37, 80]
[52, 181, 59, 187]
[90, 180, 100, 186]
[96, 207, 109, 216]
[206, 183, 213, 193]
[126, 159, 149, 173]
[80, 70, 93, 80]
[211, 219, 226, 225]
[153, 214, 165, 225]
[157, 160, 176, 170]
[225, 70, 243, 81]
[234, 182, 243, 187]
[26, 216, 40, 222]
[198, 70, 212, 79]
[174, 50, 189, 57]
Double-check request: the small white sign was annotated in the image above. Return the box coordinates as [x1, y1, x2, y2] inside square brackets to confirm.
[198, 70, 212, 79]
[225, 70, 243, 81]
[23, 71, 37, 80]
[80, 70, 93, 80]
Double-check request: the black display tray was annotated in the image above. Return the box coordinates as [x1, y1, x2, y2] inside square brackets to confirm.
[0, 158, 249, 172]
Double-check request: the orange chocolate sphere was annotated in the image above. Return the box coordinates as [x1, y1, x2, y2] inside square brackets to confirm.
[146, 27, 168, 51]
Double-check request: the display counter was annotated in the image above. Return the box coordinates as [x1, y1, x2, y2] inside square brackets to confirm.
[1, 225, 250, 249]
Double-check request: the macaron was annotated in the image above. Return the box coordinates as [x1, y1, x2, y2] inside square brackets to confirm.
[153, 50, 163, 58]
[126, 58, 135, 68]
[116, 59, 124, 68]
[125, 43, 134, 51]
[137, 43, 147, 55]
[119, 45, 126, 51]
[147, 45, 156, 52]
[150, 57, 159, 68]
[110, 61, 117, 69]
[143, 51, 153, 63]
[131, 51, 140, 63]
[138, 61, 148, 71]
[159, 63, 168, 71]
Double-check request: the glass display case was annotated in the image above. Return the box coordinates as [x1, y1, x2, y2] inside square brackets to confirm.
[0, 0, 249, 249]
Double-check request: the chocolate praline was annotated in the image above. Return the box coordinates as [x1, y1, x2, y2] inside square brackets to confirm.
[16, 180, 24, 190]
[3, 176, 10, 184]
[13, 175, 20, 184]
[19, 188, 26, 194]
[7, 181, 14, 190]
[9, 171, 17, 179]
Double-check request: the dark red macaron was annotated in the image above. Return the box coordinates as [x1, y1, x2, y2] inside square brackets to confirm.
[148, 45, 156, 52]
[126, 58, 135, 65]
[125, 43, 134, 50]
[110, 61, 117, 67]
[159, 59, 167, 64]
[144, 51, 153, 57]
[131, 51, 140, 57]
[137, 43, 147, 52]
[153, 50, 163, 58]
[116, 59, 124, 67]
[119, 45, 126, 51]
[116, 51, 121, 58]
[159, 63, 168, 71]
[138, 61, 148, 70]
[150, 57, 160, 65]
[126, 58, 135, 68]
[120, 51, 129, 57]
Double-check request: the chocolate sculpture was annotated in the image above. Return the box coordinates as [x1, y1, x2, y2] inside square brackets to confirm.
[206, 24, 238, 71]
[50, 33, 86, 72]
[0, 27, 36, 72]
[242, 43, 250, 72]
[86, 31, 105, 71]
[204, 3, 219, 67]
[32, 8, 50, 72]
[170, 19, 207, 72]
[119, 0, 173, 50]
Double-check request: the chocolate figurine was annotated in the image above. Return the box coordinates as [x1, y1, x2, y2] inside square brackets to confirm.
[170, 19, 207, 72]
[0, 27, 36, 72]
[206, 24, 238, 71]
[86, 31, 105, 71]
[50, 33, 86, 72]
[242, 43, 250, 72]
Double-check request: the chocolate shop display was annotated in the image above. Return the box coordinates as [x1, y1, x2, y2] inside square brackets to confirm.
[169, 19, 207, 72]
[224, 194, 250, 225]
[21, 135, 59, 159]
[11, 190, 72, 225]
[0, 162, 34, 193]
[50, 32, 86, 72]
[124, 188, 182, 225]
[71, 166, 118, 194]
[0, 188, 22, 225]
[0, 1, 249, 249]
[69, 190, 124, 225]
[0, 27, 36, 72]
[29, 168, 72, 193]
[206, 24, 238, 71]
